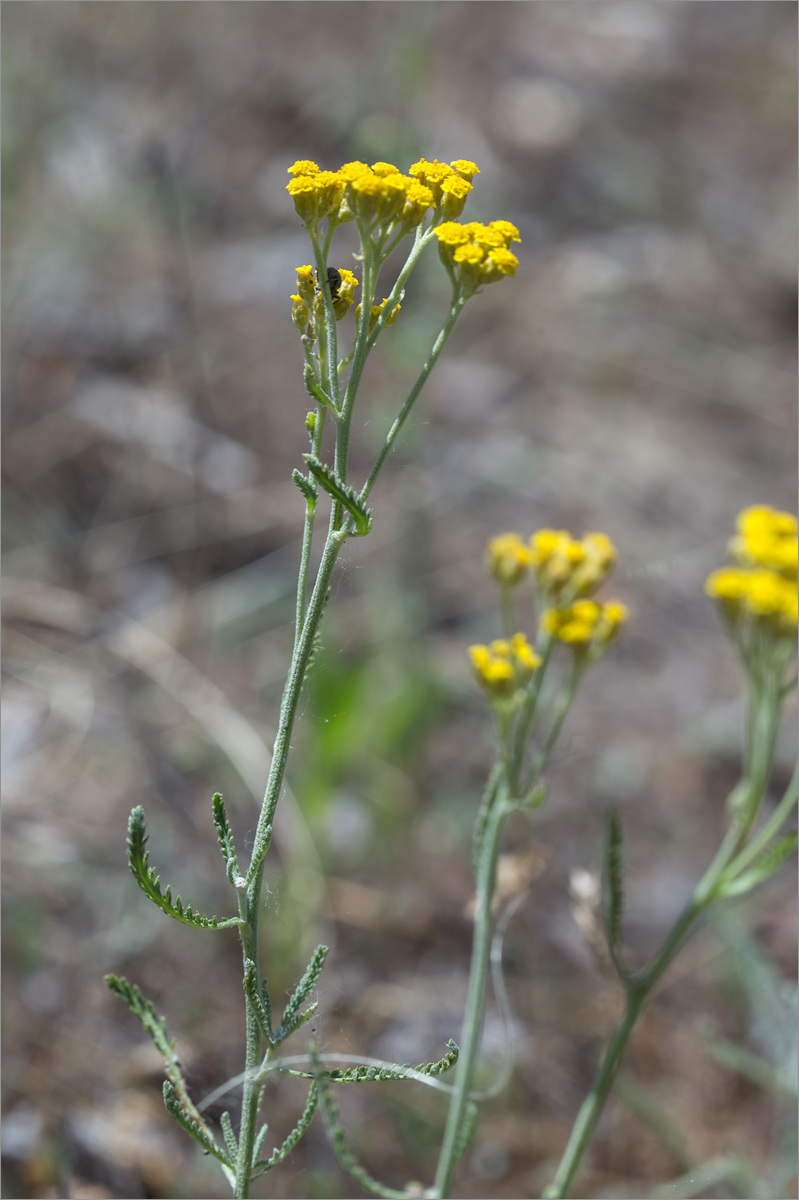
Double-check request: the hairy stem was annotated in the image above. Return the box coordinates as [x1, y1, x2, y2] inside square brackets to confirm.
[235, 528, 345, 1197]
[434, 792, 514, 1198]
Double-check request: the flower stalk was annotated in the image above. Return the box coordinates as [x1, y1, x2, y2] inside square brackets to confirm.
[105, 150, 796, 1200]
[107, 154, 524, 1200]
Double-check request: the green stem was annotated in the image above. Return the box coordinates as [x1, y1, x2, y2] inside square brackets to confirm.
[499, 585, 516, 640]
[509, 634, 554, 791]
[433, 793, 515, 1198]
[358, 294, 465, 508]
[232, 219, 467, 1198]
[542, 984, 647, 1200]
[365, 224, 437, 352]
[308, 231, 340, 414]
[525, 658, 582, 784]
[234, 915, 263, 1198]
[294, 408, 327, 636]
[235, 529, 345, 1198]
[543, 681, 787, 1200]
[722, 762, 798, 883]
[334, 258, 374, 491]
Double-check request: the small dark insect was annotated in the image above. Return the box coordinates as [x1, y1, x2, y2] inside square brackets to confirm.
[321, 266, 342, 301]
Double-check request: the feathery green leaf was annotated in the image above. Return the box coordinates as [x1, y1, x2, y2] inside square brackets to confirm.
[303, 363, 339, 416]
[325, 1039, 459, 1084]
[303, 456, 372, 536]
[250, 1085, 318, 1179]
[126, 806, 242, 930]
[309, 1045, 408, 1199]
[275, 945, 329, 1042]
[220, 1110, 238, 1162]
[603, 809, 631, 980]
[163, 1081, 231, 1167]
[243, 958, 274, 1044]
[211, 793, 240, 884]
[283, 1039, 459, 1084]
[292, 467, 318, 508]
[105, 975, 211, 1138]
[251, 1122, 271, 1169]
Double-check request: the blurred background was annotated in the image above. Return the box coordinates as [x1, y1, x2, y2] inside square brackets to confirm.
[2, 4, 797, 1198]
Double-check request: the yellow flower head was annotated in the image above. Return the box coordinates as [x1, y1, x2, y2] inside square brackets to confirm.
[349, 170, 407, 226]
[571, 532, 617, 595]
[450, 159, 481, 182]
[357, 295, 402, 334]
[312, 267, 359, 321]
[401, 181, 435, 229]
[488, 220, 521, 245]
[469, 631, 541, 698]
[337, 161, 372, 182]
[409, 157, 457, 205]
[287, 169, 344, 227]
[439, 174, 473, 221]
[482, 246, 519, 283]
[509, 631, 542, 676]
[294, 264, 317, 305]
[290, 293, 310, 332]
[486, 533, 531, 586]
[287, 160, 320, 177]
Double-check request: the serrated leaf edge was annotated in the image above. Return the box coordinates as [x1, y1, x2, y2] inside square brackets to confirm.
[303, 456, 372, 536]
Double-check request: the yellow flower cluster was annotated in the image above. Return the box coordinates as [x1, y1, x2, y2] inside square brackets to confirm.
[434, 220, 520, 292]
[286, 157, 481, 234]
[486, 529, 617, 599]
[543, 600, 628, 652]
[471, 526, 626, 695]
[291, 264, 359, 330]
[729, 505, 798, 579]
[705, 505, 798, 637]
[469, 633, 542, 698]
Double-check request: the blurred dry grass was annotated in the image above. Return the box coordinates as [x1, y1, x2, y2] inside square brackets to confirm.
[2, 4, 797, 1198]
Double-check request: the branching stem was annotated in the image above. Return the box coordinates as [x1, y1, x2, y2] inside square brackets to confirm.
[542, 674, 788, 1199]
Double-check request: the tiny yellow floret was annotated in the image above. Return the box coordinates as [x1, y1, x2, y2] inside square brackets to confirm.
[287, 160, 320, 177]
[450, 160, 481, 181]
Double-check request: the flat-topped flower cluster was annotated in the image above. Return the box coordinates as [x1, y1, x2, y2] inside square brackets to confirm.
[286, 157, 519, 315]
[470, 526, 627, 699]
[468, 633, 541, 699]
[287, 157, 480, 234]
[470, 505, 797, 701]
[705, 504, 798, 640]
[434, 220, 521, 291]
